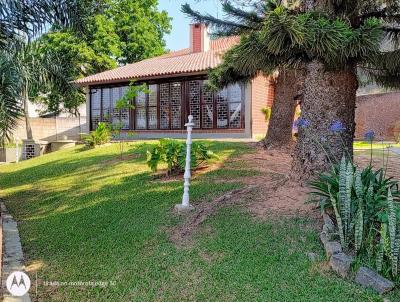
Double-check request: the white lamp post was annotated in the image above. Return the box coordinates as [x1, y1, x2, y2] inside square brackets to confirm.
[175, 115, 195, 213]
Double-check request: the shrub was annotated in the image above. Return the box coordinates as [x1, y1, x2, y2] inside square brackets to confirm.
[84, 122, 111, 147]
[261, 106, 272, 122]
[146, 139, 216, 175]
[310, 156, 400, 279]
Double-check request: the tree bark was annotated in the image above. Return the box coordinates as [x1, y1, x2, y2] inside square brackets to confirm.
[264, 69, 304, 149]
[291, 60, 358, 180]
[23, 89, 33, 140]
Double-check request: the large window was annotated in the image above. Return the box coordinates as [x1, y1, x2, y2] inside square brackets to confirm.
[216, 83, 243, 129]
[160, 82, 183, 129]
[90, 85, 130, 130]
[90, 79, 245, 131]
[134, 84, 158, 130]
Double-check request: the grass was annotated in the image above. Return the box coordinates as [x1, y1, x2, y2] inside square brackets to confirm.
[354, 141, 400, 150]
[0, 141, 395, 301]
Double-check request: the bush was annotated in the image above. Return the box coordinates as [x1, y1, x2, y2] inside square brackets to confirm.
[146, 139, 216, 175]
[310, 156, 400, 280]
[261, 106, 272, 122]
[83, 122, 111, 147]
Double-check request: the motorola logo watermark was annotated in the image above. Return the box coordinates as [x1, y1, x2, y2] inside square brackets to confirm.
[6, 271, 31, 296]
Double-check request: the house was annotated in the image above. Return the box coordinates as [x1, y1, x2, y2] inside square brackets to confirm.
[75, 24, 275, 139]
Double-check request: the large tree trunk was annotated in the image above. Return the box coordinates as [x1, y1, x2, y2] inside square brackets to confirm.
[291, 60, 358, 180]
[264, 69, 305, 149]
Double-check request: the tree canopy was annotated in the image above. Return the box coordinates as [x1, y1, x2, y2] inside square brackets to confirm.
[0, 0, 103, 143]
[35, 0, 171, 114]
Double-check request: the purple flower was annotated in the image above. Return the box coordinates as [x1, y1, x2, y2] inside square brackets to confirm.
[293, 118, 310, 129]
[364, 130, 375, 142]
[320, 136, 327, 143]
[329, 120, 346, 133]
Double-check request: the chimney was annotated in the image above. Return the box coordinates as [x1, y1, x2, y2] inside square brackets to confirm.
[189, 23, 210, 53]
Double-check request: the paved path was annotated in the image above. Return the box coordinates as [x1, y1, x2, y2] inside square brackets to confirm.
[1, 203, 31, 302]
[390, 147, 400, 155]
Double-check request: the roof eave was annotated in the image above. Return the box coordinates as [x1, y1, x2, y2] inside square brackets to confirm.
[75, 70, 210, 87]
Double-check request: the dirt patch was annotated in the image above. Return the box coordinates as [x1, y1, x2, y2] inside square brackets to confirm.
[232, 144, 316, 217]
[168, 143, 400, 248]
[355, 150, 400, 179]
[169, 185, 258, 248]
[169, 143, 320, 247]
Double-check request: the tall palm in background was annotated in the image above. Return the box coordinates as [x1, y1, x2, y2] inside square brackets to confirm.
[0, 0, 101, 143]
[0, 53, 21, 143]
[11, 42, 75, 139]
[183, 1, 305, 150]
[185, 0, 400, 180]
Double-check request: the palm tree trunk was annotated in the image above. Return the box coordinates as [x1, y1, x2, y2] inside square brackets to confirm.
[22, 87, 33, 140]
[291, 60, 358, 180]
[264, 69, 304, 149]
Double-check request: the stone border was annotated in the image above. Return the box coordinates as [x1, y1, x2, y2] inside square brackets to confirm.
[320, 212, 394, 294]
[1, 203, 31, 302]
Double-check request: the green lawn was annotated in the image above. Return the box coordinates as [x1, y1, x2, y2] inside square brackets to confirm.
[0, 141, 395, 301]
[354, 141, 400, 150]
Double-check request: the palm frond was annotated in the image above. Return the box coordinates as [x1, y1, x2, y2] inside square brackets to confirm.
[181, 3, 256, 36]
[0, 0, 102, 49]
[0, 52, 23, 145]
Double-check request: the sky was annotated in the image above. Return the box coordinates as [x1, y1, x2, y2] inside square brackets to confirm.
[158, 0, 223, 51]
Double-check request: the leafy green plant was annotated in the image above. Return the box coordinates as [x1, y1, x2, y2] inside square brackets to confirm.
[111, 81, 147, 159]
[146, 139, 216, 175]
[261, 106, 272, 122]
[310, 155, 400, 279]
[83, 122, 111, 148]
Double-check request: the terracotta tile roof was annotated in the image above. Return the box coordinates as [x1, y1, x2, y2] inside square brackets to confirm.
[75, 36, 240, 86]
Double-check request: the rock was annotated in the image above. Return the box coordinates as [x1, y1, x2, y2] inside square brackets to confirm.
[174, 204, 195, 213]
[324, 241, 342, 259]
[329, 253, 353, 278]
[320, 231, 328, 245]
[322, 213, 335, 232]
[307, 252, 320, 262]
[354, 266, 394, 294]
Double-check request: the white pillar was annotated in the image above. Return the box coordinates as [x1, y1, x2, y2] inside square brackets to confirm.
[175, 115, 195, 213]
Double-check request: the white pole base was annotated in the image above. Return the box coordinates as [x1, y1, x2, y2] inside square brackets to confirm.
[174, 204, 195, 213]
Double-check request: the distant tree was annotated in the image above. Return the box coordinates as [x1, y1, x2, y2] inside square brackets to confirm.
[0, 53, 22, 145]
[0, 0, 102, 143]
[108, 0, 171, 64]
[0, 0, 102, 49]
[35, 0, 171, 115]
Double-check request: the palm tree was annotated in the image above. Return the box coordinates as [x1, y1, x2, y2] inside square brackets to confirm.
[185, 1, 400, 180]
[8, 42, 75, 140]
[0, 53, 22, 145]
[0, 0, 101, 143]
[0, 0, 101, 49]
[182, 1, 305, 150]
